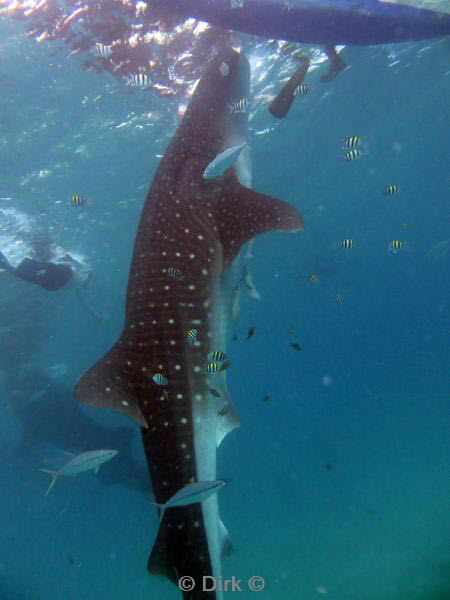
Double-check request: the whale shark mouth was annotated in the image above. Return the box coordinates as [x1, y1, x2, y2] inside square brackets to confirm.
[75, 44, 303, 599]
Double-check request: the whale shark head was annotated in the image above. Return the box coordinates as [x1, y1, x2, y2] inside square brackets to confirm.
[76, 44, 302, 599]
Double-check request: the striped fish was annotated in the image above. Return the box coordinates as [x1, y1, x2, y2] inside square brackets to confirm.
[124, 73, 152, 89]
[92, 43, 112, 58]
[207, 351, 227, 363]
[152, 373, 168, 386]
[341, 136, 360, 149]
[71, 194, 87, 207]
[186, 329, 198, 345]
[384, 184, 399, 195]
[167, 267, 184, 280]
[341, 239, 354, 249]
[344, 148, 361, 161]
[228, 97, 249, 114]
[293, 83, 309, 96]
[388, 240, 404, 253]
[205, 362, 223, 374]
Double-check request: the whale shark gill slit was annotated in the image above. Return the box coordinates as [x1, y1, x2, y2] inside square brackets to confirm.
[75, 45, 303, 598]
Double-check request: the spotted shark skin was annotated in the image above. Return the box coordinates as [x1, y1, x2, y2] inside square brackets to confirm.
[76, 45, 303, 599]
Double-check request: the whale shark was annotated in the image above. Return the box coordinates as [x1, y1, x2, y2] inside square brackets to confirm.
[75, 44, 303, 598]
[152, 0, 450, 45]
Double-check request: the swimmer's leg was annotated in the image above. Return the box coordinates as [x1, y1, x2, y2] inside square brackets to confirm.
[320, 44, 346, 83]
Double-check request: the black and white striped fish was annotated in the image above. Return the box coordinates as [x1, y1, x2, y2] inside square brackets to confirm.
[293, 83, 309, 96]
[124, 73, 152, 89]
[92, 43, 113, 58]
[228, 97, 249, 114]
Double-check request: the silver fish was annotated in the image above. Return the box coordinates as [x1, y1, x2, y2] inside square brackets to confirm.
[39, 449, 118, 496]
[203, 143, 247, 180]
[155, 480, 227, 519]
[240, 262, 261, 300]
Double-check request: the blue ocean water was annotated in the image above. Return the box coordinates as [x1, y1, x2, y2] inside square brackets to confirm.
[0, 12, 449, 600]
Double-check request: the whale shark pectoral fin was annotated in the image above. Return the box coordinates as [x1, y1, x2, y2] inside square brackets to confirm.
[215, 172, 304, 268]
[219, 518, 234, 560]
[147, 514, 179, 586]
[216, 394, 240, 448]
[75, 346, 148, 428]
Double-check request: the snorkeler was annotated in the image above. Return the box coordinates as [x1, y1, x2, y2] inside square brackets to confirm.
[0, 250, 73, 291]
[0, 207, 99, 319]
[269, 45, 346, 120]
[320, 44, 346, 83]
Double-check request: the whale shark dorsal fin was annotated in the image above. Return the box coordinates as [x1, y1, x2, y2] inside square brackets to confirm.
[147, 513, 179, 586]
[214, 172, 303, 269]
[75, 347, 148, 428]
[216, 393, 240, 448]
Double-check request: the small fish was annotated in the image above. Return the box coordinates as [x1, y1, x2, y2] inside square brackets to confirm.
[92, 42, 112, 57]
[71, 194, 87, 207]
[245, 239, 254, 259]
[384, 184, 399, 195]
[335, 293, 342, 304]
[289, 342, 302, 352]
[293, 83, 309, 95]
[344, 148, 361, 161]
[240, 262, 261, 300]
[205, 360, 230, 373]
[246, 325, 255, 340]
[324, 462, 333, 472]
[124, 73, 151, 89]
[207, 351, 228, 363]
[308, 272, 319, 285]
[230, 0, 244, 8]
[388, 240, 405, 253]
[167, 267, 184, 280]
[208, 387, 221, 398]
[228, 97, 249, 114]
[340, 239, 354, 249]
[155, 480, 227, 519]
[219, 62, 229, 77]
[231, 284, 241, 341]
[203, 143, 247, 180]
[341, 135, 360, 149]
[287, 324, 295, 334]
[39, 449, 118, 496]
[217, 405, 229, 416]
[152, 373, 168, 386]
[186, 329, 198, 345]
[261, 394, 271, 403]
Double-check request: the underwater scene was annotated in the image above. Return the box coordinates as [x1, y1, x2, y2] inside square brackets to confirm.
[0, 1, 449, 599]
